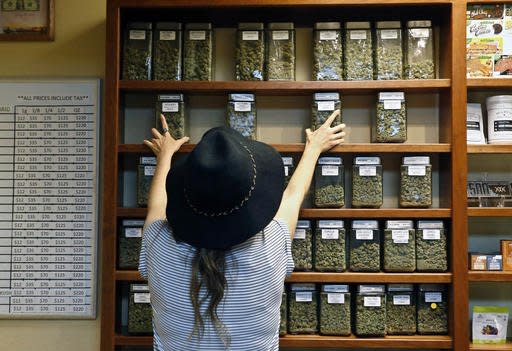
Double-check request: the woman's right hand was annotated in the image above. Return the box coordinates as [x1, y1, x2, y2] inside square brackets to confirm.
[305, 109, 346, 154]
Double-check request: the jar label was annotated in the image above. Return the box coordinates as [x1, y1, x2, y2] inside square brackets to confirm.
[272, 31, 289, 40]
[384, 100, 402, 110]
[425, 292, 442, 303]
[350, 30, 367, 40]
[125, 227, 142, 238]
[356, 229, 373, 240]
[284, 166, 289, 177]
[160, 31, 176, 41]
[162, 102, 179, 112]
[242, 31, 259, 40]
[129, 30, 146, 40]
[189, 31, 206, 40]
[134, 292, 151, 304]
[381, 29, 398, 39]
[359, 166, 377, 177]
[392, 230, 409, 243]
[364, 296, 381, 307]
[321, 229, 339, 240]
[494, 120, 512, 132]
[327, 293, 345, 304]
[321, 165, 339, 176]
[234, 102, 251, 112]
[393, 295, 411, 305]
[295, 291, 312, 302]
[423, 229, 441, 240]
[317, 101, 335, 111]
[144, 166, 156, 176]
[320, 30, 337, 40]
[294, 229, 306, 239]
[408, 165, 426, 176]
[411, 28, 430, 38]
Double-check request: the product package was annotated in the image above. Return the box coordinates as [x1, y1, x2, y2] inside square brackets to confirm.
[349, 220, 381, 272]
[344, 21, 374, 80]
[155, 94, 186, 140]
[374, 92, 407, 143]
[122, 22, 153, 80]
[183, 23, 214, 81]
[292, 220, 313, 271]
[501, 240, 512, 270]
[313, 22, 343, 81]
[314, 157, 344, 208]
[400, 156, 432, 208]
[472, 306, 509, 344]
[405, 21, 435, 79]
[266, 23, 296, 80]
[137, 157, 156, 207]
[467, 103, 486, 144]
[486, 95, 512, 144]
[288, 283, 318, 334]
[417, 284, 448, 335]
[383, 220, 416, 272]
[118, 219, 145, 270]
[375, 21, 403, 80]
[236, 23, 265, 81]
[487, 255, 503, 271]
[320, 284, 351, 335]
[416, 220, 448, 272]
[227, 93, 257, 139]
[352, 157, 383, 208]
[386, 284, 417, 335]
[128, 284, 152, 334]
[311, 92, 342, 131]
[280, 291, 287, 336]
[470, 253, 488, 271]
[355, 284, 386, 337]
[314, 220, 346, 272]
[282, 156, 294, 187]
[153, 22, 182, 81]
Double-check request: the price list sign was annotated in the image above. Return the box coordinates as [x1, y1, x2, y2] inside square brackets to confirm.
[0, 80, 99, 318]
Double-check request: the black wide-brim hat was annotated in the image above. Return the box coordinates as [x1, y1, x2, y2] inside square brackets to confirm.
[166, 127, 285, 250]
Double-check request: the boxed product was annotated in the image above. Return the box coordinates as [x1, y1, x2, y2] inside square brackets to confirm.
[467, 103, 486, 144]
[470, 253, 488, 271]
[292, 220, 313, 271]
[137, 157, 156, 207]
[472, 306, 509, 344]
[288, 283, 318, 334]
[501, 240, 512, 270]
[319, 284, 351, 336]
[487, 255, 503, 271]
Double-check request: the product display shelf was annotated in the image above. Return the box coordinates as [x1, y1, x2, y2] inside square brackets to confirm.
[468, 271, 512, 282]
[470, 342, 512, 351]
[468, 145, 512, 154]
[467, 208, 512, 217]
[103, 1, 469, 350]
[467, 78, 512, 89]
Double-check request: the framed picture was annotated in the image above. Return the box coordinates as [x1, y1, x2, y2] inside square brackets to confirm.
[0, 0, 54, 41]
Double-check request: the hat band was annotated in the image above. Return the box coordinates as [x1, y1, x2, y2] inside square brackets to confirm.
[183, 142, 257, 217]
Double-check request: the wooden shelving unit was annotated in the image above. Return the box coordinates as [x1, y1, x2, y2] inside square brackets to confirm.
[102, 0, 469, 350]
[468, 145, 512, 154]
[468, 208, 512, 217]
[468, 78, 512, 89]
[470, 342, 512, 351]
[468, 271, 512, 282]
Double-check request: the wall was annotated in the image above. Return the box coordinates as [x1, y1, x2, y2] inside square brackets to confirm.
[0, 1, 105, 351]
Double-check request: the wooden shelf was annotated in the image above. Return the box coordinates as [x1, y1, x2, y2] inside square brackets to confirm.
[115, 335, 152, 346]
[470, 342, 512, 351]
[468, 145, 512, 154]
[469, 271, 512, 282]
[468, 208, 512, 217]
[467, 78, 512, 89]
[119, 143, 451, 154]
[115, 0, 454, 7]
[119, 79, 451, 94]
[117, 207, 451, 218]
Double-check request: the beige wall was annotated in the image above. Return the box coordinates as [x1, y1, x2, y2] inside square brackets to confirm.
[0, 1, 105, 351]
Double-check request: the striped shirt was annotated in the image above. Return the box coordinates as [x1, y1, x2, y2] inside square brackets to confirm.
[139, 219, 294, 351]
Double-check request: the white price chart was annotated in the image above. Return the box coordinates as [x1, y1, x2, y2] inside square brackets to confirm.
[0, 80, 99, 318]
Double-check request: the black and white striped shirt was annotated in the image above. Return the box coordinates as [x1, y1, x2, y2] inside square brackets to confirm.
[139, 219, 294, 351]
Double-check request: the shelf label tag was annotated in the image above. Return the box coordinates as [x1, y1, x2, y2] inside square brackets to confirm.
[328, 293, 345, 304]
[381, 29, 398, 39]
[359, 166, 377, 177]
[321, 229, 339, 240]
[242, 31, 259, 41]
[134, 293, 151, 304]
[356, 229, 374, 240]
[320, 31, 337, 41]
[162, 102, 179, 112]
[384, 100, 402, 110]
[350, 30, 367, 40]
[392, 230, 410, 244]
[321, 165, 339, 176]
[294, 229, 306, 240]
[144, 166, 156, 176]
[129, 30, 146, 40]
[272, 31, 289, 40]
[234, 102, 251, 112]
[393, 295, 411, 305]
[425, 292, 442, 303]
[317, 101, 335, 111]
[408, 165, 426, 176]
[125, 228, 142, 238]
[295, 292, 312, 302]
[422, 229, 441, 240]
[160, 31, 176, 41]
[189, 31, 206, 40]
[364, 296, 381, 307]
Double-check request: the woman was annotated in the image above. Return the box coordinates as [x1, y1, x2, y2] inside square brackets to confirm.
[141, 110, 345, 350]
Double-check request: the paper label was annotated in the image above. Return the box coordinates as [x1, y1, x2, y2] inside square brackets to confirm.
[392, 230, 410, 244]
[327, 293, 345, 304]
[129, 30, 146, 40]
[359, 166, 377, 177]
[321, 165, 339, 176]
[189, 31, 206, 40]
[350, 30, 367, 40]
[134, 293, 150, 303]
[317, 101, 335, 111]
[284, 166, 289, 177]
[408, 165, 426, 176]
[320, 31, 337, 40]
[144, 166, 156, 176]
[425, 292, 442, 303]
[422, 229, 441, 240]
[384, 100, 402, 110]
[393, 295, 411, 305]
[364, 296, 381, 307]
[411, 28, 430, 38]
[162, 102, 179, 113]
[160, 31, 176, 41]
[242, 31, 259, 41]
[125, 228, 142, 238]
[294, 229, 306, 240]
[234, 102, 251, 112]
[356, 229, 374, 240]
[381, 29, 398, 39]
[272, 31, 289, 40]
[321, 229, 339, 240]
[295, 292, 312, 302]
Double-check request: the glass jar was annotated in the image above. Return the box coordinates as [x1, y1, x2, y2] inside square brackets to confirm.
[227, 93, 256, 139]
[117, 219, 145, 270]
[314, 220, 346, 272]
[374, 92, 407, 143]
[344, 21, 373, 81]
[183, 23, 214, 81]
[375, 21, 403, 80]
[292, 220, 313, 271]
[137, 157, 156, 207]
[417, 284, 448, 335]
[405, 21, 435, 79]
[320, 284, 351, 336]
[155, 94, 186, 140]
[312, 22, 343, 81]
[122, 22, 152, 80]
[311, 92, 342, 131]
[349, 220, 381, 272]
[400, 156, 432, 207]
[386, 284, 416, 335]
[282, 156, 294, 187]
[416, 221, 448, 272]
[355, 285, 386, 337]
[236, 23, 265, 81]
[314, 157, 344, 208]
[383, 220, 416, 272]
[280, 290, 287, 336]
[128, 284, 152, 334]
[266, 22, 295, 80]
[352, 156, 383, 208]
[153, 22, 182, 81]
[288, 283, 318, 334]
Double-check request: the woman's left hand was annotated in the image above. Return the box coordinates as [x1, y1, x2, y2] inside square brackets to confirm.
[144, 114, 190, 159]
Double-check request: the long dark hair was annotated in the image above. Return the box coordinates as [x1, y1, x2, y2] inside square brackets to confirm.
[189, 248, 230, 347]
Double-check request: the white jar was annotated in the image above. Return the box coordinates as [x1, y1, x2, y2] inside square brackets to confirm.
[486, 95, 512, 144]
